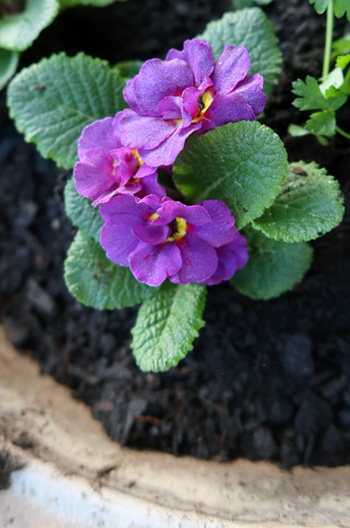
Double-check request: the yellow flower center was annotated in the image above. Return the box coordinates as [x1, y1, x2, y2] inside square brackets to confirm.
[192, 89, 214, 123]
[165, 217, 187, 242]
[131, 148, 144, 168]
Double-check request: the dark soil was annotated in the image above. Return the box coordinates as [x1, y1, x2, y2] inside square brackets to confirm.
[1, 0, 350, 467]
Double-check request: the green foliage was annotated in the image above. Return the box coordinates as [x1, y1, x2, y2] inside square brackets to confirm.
[64, 230, 156, 310]
[305, 110, 336, 136]
[0, 0, 59, 52]
[59, 0, 125, 7]
[309, 0, 350, 20]
[232, 0, 273, 8]
[7, 53, 127, 169]
[231, 226, 313, 300]
[173, 121, 287, 230]
[131, 282, 207, 372]
[64, 178, 103, 243]
[292, 76, 346, 112]
[332, 33, 350, 56]
[0, 48, 19, 90]
[199, 8, 281, 96]
[253, 162, 344, 242]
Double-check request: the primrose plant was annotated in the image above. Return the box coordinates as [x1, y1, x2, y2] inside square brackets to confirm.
[289, 0, 350, 143]
[7, 8, 344, 372]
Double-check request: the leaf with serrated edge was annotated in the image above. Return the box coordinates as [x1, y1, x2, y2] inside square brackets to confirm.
[199, 8, 281, 96]
[334, 0, 350, 21]
[173, 121, 287, 230]
[7, 53, 127, 169]
[0, 0, 59, 52]
[64, 230, 156, 310]
[64, 178, 103, 242]
[131, 282, 207, 372]
[0, 49, 19, 90]
[309, 0, 331, 14]
[252, 162, 344, 242]
[292, 76, 346, 112]
[231, 226, 313, 300]
[306, 111, 336, 136]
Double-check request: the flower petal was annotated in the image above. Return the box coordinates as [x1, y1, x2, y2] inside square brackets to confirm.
[199, 92, 256, 134]
[169, 234, 218, 284]
[212, 45, 251, 94]
[194, 200, 236, 247]
[100, 214, 141, 267]
[130, 242, 182, 286]
[124, 58, 194, 117]
[132, 223, 169, 245]
[233, 74, 266, 116]
[166, 39, 215, 86]
[203, 233, 249, 285]
[153, 200, 210, 226]
[78, 117, 121, 162]
[119, 109, 178, 150]
[74, 150, 116, 202]
[99, 194, 152, 222]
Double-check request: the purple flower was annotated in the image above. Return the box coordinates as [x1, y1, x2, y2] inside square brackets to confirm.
[99, 194, 248, 287]
[74, 117, 165, 206]
[117, 38, 266, 166]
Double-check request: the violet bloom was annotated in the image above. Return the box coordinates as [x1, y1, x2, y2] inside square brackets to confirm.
[100, 194, 248, 287]
[74, 117, 165, 206]
[118, 38, 266, 166]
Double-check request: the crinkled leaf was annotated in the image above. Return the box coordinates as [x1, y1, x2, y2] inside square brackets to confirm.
[64, 178, 103, 242]
[0, 48, 19, 90]
[292, 76, 347, 112]
[231, 226, 313, 300]
[0, 0, 59, 52]
[173, 121, 287, 230]
[64, 230, 156, 309]
[306, 110, 336, 136]
[199, 8, 281, 96]
[7, 53, 127, 169]
[131, 282, 207, 372]
[252, 162, 344, 242]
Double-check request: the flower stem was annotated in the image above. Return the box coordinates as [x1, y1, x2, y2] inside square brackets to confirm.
[322, 0, 334, 79]
[335, 126, 350, 139]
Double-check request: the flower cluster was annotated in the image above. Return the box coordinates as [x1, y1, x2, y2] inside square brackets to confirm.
[74, 38, 266, 286]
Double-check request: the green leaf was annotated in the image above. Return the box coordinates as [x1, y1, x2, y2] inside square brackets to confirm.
[320, 67, 344, 93]
[7, 52, 127, 169]
[332, 33, 350, 57]
[173, 121, 287, 230]
[114, 60, 143, 80]
[0, 48, 19, 90]
[231, 226, 313, 300]
[131, 282, 207, 372]
[0, 0, 59, 52]
[336, 54, 350, 70]
[334, 0, 350, 21]
[64, 178, 103, 242]
[199, 8, 281, 96]
[306, 110, 336, 136]
[292, 76, 347, 112]
[309, 0, 331, 14]
[64, 230, 156, 309]
[288, 124, 311, 137]
[252, 161, 344, 242]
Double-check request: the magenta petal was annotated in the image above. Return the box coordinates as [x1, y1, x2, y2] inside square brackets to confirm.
[78, 118, 121, 162]
[233, 74, 266, 116]
[139, 121, 202, 166]
[153, 200, 210, 226]
[99, 194, 152, 222]
[159, 96, 183, 120]
[130, 58, 194, 116]
[212, 45, 251, 94]
[134, 175, 166, 199]
[166, 39, 214, 86]
[169, 234, 218, 284]
[199, 92, 256, 134]
[130, 242, 182, 287]
[74, 150, 116, 202]
[203, 234, 249, 285]
[123, 78, 144, 115]
[132, 223, 169, 244]
[100, 214, 141, 267]
[119, 110, 177, 150]
[194, 200, 236, 247]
